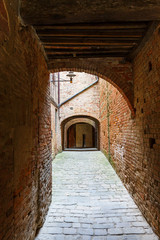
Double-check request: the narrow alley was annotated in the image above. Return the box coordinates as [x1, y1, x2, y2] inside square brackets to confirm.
[1, 2, 160, 240]
[35, 151, 158, 240]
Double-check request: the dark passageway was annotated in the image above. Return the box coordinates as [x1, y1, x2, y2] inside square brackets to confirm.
[0, 1, 160, 240]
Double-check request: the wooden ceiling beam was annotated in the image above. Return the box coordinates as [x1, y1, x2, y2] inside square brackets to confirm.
[47, 52, 127, 59]
[44, 45, 133, 49]
[34, 21, 152, 61]
[46, 50, 129, 55]
[37, 33, 143, 38]
[43, 42, 137, 46]
[40, 37, 139, 45]
[36, 29, 145, 38]
[43, 43, 137, 46]
[46, 48, 129, 54]
[34, 22, 148, 30]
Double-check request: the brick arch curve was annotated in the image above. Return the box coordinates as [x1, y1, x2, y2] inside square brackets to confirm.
[49, 58, 134, 116]
[60, 113, 100, 125]
[61, 115, 100, 150]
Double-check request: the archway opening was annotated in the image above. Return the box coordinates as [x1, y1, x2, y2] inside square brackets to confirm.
[61, 115, 100, 151]
[67, 123, 96, 149]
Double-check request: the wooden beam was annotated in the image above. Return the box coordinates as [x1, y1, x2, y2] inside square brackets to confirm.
[34, 22, 148, 30]
[43, 42, 137, 46]
[36, 29, 145, 38]
[40, 37, 139, 45]
[38, 33, 143, 38]
[47, 52, 127, 59]
[44, 45, 133, 49]
[46, 49, 130, 55]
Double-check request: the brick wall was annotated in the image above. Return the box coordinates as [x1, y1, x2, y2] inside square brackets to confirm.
[133, 25, 160, 236]
[50, 74, 62, 157]
[56, 72, 100, 150]
[0, 1, 52, 239]
[58, 72, 97, 103]
[49, 59, 133, 114]
[59, 72, 100, 123]
[51, 105, 61, 157]
[100, 78, 136, 185]
[100, 25, 160, 237]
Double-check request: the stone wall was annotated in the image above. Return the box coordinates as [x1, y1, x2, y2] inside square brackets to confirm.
[0, 1, 52, 239]
[100, 25, 160, 236]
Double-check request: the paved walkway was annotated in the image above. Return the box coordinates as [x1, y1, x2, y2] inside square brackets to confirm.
[35, 151, 159, 240]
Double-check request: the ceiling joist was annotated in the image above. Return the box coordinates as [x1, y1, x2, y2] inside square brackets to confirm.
[32, 22, 153, 61]
[34, 22, 148, 30]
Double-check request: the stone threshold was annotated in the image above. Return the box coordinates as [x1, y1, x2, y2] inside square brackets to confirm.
[64, 148, 98, 151]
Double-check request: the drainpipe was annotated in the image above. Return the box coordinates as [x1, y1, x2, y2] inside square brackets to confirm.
[58, 72, 60, 105]
[58, 76, 99, 108]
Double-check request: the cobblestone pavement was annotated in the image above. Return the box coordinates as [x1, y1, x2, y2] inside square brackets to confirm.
[35, 151, 159, 240]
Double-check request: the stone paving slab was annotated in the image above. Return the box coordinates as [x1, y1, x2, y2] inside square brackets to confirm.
[35, 151, 159, 240]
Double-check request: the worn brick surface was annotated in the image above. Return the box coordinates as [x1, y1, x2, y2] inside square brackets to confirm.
[100, 25, 160, 238]
[0, 1, 52, 239]
[133, 26, 160, 236]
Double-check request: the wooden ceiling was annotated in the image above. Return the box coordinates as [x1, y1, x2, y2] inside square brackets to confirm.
[34, 22, 150, 61]
[20, 0, 160, 63]
[21, 1, 160, 25]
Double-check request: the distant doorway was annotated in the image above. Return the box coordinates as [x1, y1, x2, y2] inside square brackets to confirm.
[67, 123, 96, 149]
[61, 115, 100, 150]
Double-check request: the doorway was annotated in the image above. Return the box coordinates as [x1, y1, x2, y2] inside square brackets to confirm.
[67, 123, 96, 149]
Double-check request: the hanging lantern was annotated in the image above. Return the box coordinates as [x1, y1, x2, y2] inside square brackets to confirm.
[66, 71, 76, 83]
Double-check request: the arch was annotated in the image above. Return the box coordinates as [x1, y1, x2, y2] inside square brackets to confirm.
[61, 115, 100, 150]
[49, 58, 134, 116]
[65, 118, 96, 131]
[64, 118, 96, 149]
[60, 113, 100, 125]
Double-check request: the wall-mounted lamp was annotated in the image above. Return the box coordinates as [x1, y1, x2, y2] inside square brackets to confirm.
[51, 71, 76, 83]
[66, 71, 76, 83]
